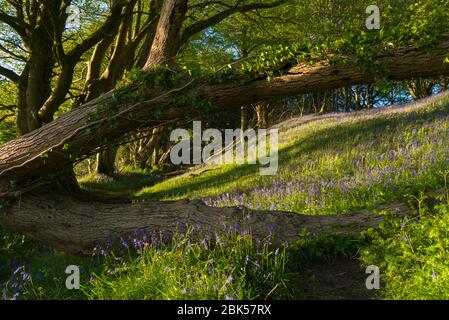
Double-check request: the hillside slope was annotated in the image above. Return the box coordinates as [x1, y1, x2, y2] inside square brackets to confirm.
[136, 91, 449, 217]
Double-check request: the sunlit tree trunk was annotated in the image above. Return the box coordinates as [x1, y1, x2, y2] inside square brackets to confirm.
[405, 78, 435, 100]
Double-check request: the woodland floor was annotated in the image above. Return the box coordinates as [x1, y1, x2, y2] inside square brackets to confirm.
[296, 259, 376, 300]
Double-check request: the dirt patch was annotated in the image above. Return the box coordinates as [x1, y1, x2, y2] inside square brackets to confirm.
[296, 259, 377, 300]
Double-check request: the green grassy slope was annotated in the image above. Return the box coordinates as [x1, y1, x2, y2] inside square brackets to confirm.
[2, 92, 449, 300]
[136, 92, 449, 216]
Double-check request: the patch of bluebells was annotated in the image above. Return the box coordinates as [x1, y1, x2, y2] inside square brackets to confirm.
[204, 96, 449, 215]
[1, 266, 33, 300]
[93, 229, 157, 258]
[86, 224, 290, 299]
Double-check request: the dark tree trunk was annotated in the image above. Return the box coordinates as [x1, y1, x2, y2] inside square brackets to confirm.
[96, 146, 119, 176]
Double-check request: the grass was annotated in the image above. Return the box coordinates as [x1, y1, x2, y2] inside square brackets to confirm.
[83, 229, 291, 300]
[2, 91, 449, 300]
[78, 167, 163, 195]
[0, 229, 293, 300]
[136, 92, 449, 218]
[361, 199, 449, 299]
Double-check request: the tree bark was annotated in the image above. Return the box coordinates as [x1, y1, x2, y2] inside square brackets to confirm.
[96, 146, 119, 176]
[0, 191, 405, 255]
[143, 0, 188, 69]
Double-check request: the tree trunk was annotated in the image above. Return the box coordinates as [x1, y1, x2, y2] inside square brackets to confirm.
[405, 78, 435, 100]
[354, 86, 362, 110]
[253, 102, 269, 128]
[343, 87, 351, 111]
[143, 0, 188, 69]
[93, 0, 186, 176]
[136, 0, 162, 68]
[441, 77, 449, 92]
[366, 84, 374, 108]
[96, 146, 119, 176]
[0, 190, 405, 255]
[241, 106, 248, 132]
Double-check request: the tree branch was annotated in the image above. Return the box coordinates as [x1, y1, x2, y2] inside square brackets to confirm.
[67, 0, 129, 60]
[179, 0, 287, 46]
[0, 43, 27, 61]
[37, 0, 130, 123]
[0, 64, 20, 82]
[0, 10, 30, 40]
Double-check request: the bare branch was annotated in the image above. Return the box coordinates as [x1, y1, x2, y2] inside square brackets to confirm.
[0, 9, 30, 40]
[0, 103, 16, 112]
[0, 113, 14, 123]
[180, 0, 287, 46]
[0, 64, 20, 82]
[67, 0, 129, 60]
[0, 43, 26, 61]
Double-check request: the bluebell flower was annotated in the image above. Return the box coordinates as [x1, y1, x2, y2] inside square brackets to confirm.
[120, 237, 129, 251]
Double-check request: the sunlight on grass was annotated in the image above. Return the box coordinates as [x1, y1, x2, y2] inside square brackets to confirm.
[136, 92, 449, 216]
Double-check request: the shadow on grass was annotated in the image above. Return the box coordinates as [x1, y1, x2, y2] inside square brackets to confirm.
[80, 170, 166, 198]
[135, 95, 449, 201]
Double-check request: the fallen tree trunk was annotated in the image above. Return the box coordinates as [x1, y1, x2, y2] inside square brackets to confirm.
[1, 41, 448, 189]
[0, 191, 408, 255]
